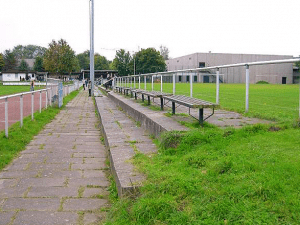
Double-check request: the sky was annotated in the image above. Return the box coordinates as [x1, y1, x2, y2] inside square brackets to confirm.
[0, 0, 300, 61]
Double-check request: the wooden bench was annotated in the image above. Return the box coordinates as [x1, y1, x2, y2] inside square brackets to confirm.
[131, 90, 172, 110]
[163, 95, 218, 125]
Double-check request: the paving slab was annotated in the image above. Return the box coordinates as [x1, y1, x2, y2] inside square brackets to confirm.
[13, 211, 78, 225]
[0, 211, 15, 225]
[2, 198, 61, 211]
[63, 199, 107, 211]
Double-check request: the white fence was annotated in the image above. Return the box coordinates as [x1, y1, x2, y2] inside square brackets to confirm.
[0, 80, 80, 138]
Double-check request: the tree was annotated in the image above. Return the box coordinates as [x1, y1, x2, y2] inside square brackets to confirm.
[95, 54, 110, 70]
[159, 45, 169, 60]
[19, 59, 29, 71]
[43, 39, 78, 74]
[0, 53, 4, 71]
[12, 45, 47, 59]
[112, 49, 133, 76]
[77, 50, 90, 70]
[3, 50, 17, 71]
[33, 56, 44, 72]
[135, 48, 166, 74]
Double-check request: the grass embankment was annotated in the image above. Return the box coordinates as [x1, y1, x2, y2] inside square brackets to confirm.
[0, 85, 45, 97]
[0, 89, 80, 170]
[106, 123, 300, 224]
[142, 83, 299, 123]
[105, 83, 300, 224]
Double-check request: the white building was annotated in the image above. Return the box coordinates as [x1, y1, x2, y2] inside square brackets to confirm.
[1, 70, 36, 81]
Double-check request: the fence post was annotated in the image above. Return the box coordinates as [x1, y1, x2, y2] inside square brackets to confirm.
[134, 77, 136, 89]
[245, 65, 249, 113]
[39, 90, 42, 113]
[5, 97, 8, 138]
[20, 94, 23, 128]
[190, 72, 193, 98]
[144, 75, 146, 90]
[160, 74, 163, 92]
[130, 77, 132, 88]
[216, 68, 220, 104]
[173, 73, 176, 95]
[31, 92, 34, 121]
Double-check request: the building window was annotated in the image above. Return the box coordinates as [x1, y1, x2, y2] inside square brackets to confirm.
[186, 76, 190, 82]
[32, 74, 34, 77]
[199, 62, 205, 68]
[179, 76, 182, 82]
[194, 76, 197, 82]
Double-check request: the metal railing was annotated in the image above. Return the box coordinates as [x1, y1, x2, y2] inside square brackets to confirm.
[0, 81, 80, 138]
[113, 58, 300, 115]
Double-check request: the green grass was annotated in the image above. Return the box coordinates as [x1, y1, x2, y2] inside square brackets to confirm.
[0, 85, 45, 97]
[0, 89, 80, 171]
[132, 83, 300, 123]
[105, 124, 300, 224]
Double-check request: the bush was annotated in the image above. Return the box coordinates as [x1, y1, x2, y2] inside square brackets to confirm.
[256, 80, 269, 84]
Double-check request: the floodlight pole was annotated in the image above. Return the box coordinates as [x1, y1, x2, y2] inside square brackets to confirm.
[90, 0, 94, 96]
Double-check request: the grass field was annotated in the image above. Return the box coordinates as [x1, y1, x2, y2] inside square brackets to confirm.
[0, 85, 45, 97]
[105, 83, 300, 224]
[137, 83, 300, 123]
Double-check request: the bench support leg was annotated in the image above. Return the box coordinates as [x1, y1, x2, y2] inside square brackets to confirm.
[148, 96, 150, 105]
[172, 102, 175, 114]
[160, 97, 163, 110]
[199, 108, 204, 126]
[135, 92, 137, 100]
[142, 94, 144, 102]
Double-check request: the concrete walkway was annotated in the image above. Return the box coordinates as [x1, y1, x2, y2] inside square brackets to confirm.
[0, 90, 110, 225]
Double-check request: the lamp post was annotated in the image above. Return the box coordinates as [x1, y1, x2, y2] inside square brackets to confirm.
[89, 0, 94, 96]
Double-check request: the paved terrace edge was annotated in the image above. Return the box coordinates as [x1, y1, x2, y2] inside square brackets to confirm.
[107, 90, 188, 137]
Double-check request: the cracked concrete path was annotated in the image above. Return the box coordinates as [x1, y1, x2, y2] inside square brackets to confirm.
[0, 90, 110, 225]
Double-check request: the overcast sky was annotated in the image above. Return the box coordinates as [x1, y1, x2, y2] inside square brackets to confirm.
[0, 0, 299, 61]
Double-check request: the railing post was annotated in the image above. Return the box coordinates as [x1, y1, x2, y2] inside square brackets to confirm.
[130, 77, 132, 88]
[190, 71, 193, 98]
[144, 75, 146, 90]
[39, 90, 42, 113]
[50, 88, 52, 107]
[160, 74, 163, 92]
[152, 75, 154, 91]
[245, 64, 249, 113]
[45, 90, 48, 109]
[31, 92, 34, 121]
[20, 94, 23, 128]
[216, 68, 220, 104]
[5, 97, 8, 138]
[139, 75, 141, 89]
[173, 73, 176, 95]
[134, 77, 136, 89]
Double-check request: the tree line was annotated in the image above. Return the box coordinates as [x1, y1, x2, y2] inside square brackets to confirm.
[0, 39, 169, 76]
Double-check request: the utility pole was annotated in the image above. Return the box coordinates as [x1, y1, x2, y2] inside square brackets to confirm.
[90, 0, 94, 96]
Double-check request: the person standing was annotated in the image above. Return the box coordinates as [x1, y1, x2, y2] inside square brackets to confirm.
[82, 79, 85, 90]
[88, 80, 92, 96]
[30, 80, 35, 92]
